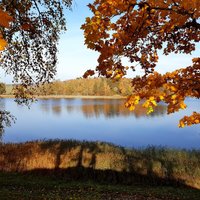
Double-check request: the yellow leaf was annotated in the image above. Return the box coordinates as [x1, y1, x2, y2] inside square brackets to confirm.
[159, 95, 164, 100]
[95, 11, 100, 16]
[171, 94, 176, 99]
[134, 96, 140, 104]
[170, 25, 175, 29]
[149, 96, 154, 101]
[129, 105, 135, 111]
[180, 102, 186, 109]
[96, 18, 101, 24]
[179, 121, 185, 128]
[114, 74, 122, 80]
[142, 101, 149, 108]
[0, 37, 7, 51]
[125, 102, 129, 107]
[172, 100, 176, 104]
[151, 100, 157, 106]
[147, 106, 154, 115]
[170, 86, 177, 92]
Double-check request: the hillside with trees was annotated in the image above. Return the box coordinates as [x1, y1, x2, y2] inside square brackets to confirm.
[0, 83, 6, 95]
[5, 78, 133, 97]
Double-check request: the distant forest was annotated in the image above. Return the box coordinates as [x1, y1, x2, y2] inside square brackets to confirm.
[3, 78, 133, 96]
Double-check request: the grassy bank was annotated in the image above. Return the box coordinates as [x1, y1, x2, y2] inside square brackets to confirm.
[1, 140, 200, 190]
[1, 171, 200, 200]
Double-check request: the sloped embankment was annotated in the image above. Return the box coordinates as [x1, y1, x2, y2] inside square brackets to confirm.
[0, 140, 200, 189]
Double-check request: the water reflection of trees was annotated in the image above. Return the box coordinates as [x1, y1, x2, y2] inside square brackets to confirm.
[52, 105, 62, 115]
[80, 103, 166, 119]
[40, 101, 51, 113]
[0, 99, 15, 139]
[66, 100, 166, 118]
[39, 99, 167, 118]
[40, 99, 62, 115]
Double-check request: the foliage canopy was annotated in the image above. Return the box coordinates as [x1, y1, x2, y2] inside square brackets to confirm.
[0, 0, 72, 134]
[81, 0, 200, 127]
[0, 0, 72, 102]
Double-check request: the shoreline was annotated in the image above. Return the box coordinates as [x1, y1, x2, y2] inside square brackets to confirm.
[0, 94, 127, 99]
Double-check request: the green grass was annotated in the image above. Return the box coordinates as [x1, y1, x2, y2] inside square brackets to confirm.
[0, 172, 200, 200]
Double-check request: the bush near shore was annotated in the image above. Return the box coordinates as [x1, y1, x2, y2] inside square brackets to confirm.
[0, 140, 200, 189]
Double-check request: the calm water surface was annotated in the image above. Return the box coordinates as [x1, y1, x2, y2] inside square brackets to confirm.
[1, 98, 200, 149]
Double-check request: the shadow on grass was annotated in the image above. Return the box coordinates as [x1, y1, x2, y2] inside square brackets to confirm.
[22, 166, 191, 189]
[1, 140, 200, 189]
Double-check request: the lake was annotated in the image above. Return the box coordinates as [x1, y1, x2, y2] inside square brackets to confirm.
[0, 98, 199, 149]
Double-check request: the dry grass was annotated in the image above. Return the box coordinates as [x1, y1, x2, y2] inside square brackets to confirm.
[1, 140, 200, 189]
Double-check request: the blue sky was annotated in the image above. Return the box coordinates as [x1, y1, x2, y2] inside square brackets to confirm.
[56, 0, 99, 80]
[1, 0, 199, 83]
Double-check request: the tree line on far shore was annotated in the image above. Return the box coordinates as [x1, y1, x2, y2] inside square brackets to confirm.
[1, 78, 133, 96]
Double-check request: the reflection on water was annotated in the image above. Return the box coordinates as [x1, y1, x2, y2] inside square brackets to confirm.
[0, 99, 15, 138]
[1, 98, 200, 149]
[74, 103, 166, 118]
[40, 98, 167, 118]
